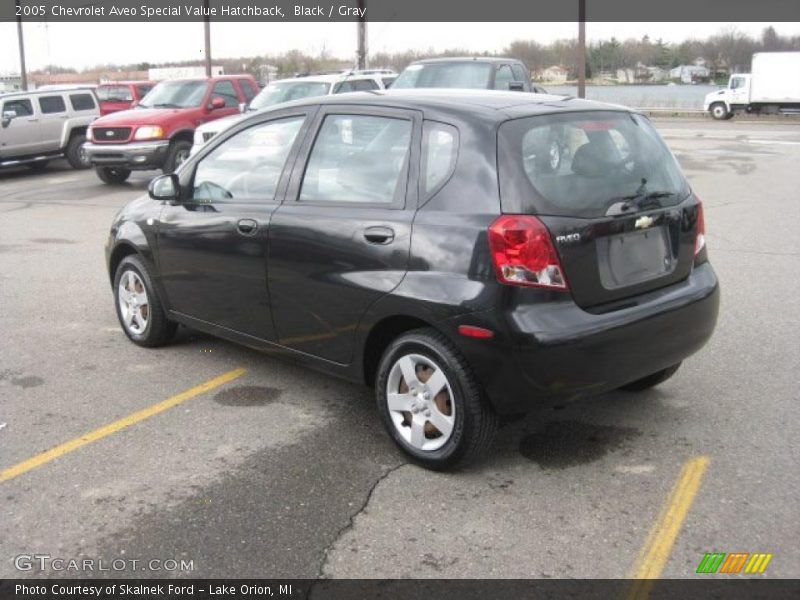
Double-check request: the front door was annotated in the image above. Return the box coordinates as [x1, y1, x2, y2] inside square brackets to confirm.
[156, 111, 313, 340]
[268, 106, 421, 364]
[0, 97, 42, 157]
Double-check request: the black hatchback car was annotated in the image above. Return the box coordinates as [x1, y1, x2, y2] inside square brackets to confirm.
[106, 90, 719, 470]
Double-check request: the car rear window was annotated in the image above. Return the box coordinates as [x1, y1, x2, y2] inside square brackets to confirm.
[97, 85, 133, 102]
[392, 62, 493, 89]
[498, 111, 690, 218]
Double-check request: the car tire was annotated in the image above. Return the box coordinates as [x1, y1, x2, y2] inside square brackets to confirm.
[375, 328, 498, 471]
[619, 362, 681, 392]
[163, 140, 192, 174]
[709, 103, 729, 120]
[113, 255, 177, 347]
[96, 166, 131, 185]
[66, 133, 90, 169]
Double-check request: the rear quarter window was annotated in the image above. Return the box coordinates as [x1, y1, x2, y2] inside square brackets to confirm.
[421, 121, 458, 198]
[498, 111, 690, 218]
[70, 93, 96, 111]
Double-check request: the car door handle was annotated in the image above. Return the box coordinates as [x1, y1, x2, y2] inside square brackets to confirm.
[237, 219, 258, 236]
[363, 226, 395, 245]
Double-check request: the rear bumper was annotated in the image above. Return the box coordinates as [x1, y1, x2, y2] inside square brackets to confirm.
[84, 140, 169, 170]
[441, 262, 720, 414]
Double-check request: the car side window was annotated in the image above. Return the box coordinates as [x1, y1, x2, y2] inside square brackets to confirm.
[511, 64, 528, 85]
[192, 116, 305, 204]
[299, 114, 412, 205]
[2, 98, 33, 117]
[493, 65, 514, 90]
[38, 95, 67, 114]
[210, 81, 239, 107]
[422, 121, 459, 197]
[240, 80, 258, 101]
[70, 93, 96, 111]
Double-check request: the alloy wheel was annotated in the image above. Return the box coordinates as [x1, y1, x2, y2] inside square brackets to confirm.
[118, 270, 149, 335]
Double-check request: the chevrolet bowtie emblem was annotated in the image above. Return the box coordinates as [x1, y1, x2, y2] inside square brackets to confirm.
[635, 215, 655, 230]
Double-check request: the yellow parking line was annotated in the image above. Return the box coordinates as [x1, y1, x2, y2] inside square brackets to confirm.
[627, 456, 710, 599]
[0, 368, 246, 485]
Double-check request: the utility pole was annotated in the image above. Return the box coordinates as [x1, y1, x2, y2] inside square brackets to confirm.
[203, 0, 212, 76]
[16, 0, 28, 90]
[577, 0, 586, 98]
[356, 0, 367, 70]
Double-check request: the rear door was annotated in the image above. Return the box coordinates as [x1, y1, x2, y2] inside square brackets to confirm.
[498, 110, 699, 309]
[37, 95, 70, 152]
[267, 105, 421, 363]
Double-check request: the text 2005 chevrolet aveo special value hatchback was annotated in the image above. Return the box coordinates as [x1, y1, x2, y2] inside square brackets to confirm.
[106, 90, 719, 470]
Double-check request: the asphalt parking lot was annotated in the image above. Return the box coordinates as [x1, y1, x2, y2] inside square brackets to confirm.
[1, 118, 798, 580]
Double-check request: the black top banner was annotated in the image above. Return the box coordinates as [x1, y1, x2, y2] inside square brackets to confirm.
[2, 0, 800, 22]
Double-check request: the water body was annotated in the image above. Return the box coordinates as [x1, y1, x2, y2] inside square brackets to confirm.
[547, 84, 722, 109]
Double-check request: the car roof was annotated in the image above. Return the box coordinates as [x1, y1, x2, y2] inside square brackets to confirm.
[411, 57, 525, 65]
[279, 89, 631, 121]
[270, 72, 385, 85]
[98, 81, 155, 86]
[1, 87, 96, 98]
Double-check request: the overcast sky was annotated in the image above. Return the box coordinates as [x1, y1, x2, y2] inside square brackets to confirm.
[1, 22, 798, 74]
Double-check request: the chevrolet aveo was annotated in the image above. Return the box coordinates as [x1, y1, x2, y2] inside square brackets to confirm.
[106, 90, 719, 470]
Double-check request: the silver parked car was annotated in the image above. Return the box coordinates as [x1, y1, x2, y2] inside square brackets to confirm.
[0, 88, 99, 171]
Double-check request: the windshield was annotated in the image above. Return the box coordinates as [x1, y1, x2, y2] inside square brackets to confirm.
[138, 80, 208, 109]
[391, 62, 493, 89]
[498, 111, 690, 218]
[250, 81, 331, 110]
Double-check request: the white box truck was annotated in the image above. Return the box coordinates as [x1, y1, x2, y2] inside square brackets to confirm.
[703, 52, 800, 120]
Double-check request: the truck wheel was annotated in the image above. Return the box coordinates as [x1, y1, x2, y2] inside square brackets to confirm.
[114, 255, 177, 347]
[163, 140, 192, 174]
[96, 166, 131, 185]
[710, 103, 729, 120]
[619, 363, 681, 392]
[66, 133, 90, 169]
[375, 328, 498, 471]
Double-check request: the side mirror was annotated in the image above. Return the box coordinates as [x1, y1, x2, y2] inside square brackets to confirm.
[210, 97, 226, 110]
[149, 173, 180, 202]
[508, 81, 526, 92]
[2, 110, 17, 127]
[238, 102, 248, 114]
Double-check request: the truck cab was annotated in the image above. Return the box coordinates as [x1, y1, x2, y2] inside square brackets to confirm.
[704, 74, 751, 120]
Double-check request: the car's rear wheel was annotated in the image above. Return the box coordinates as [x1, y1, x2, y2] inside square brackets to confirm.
[113, 255, 177, 347]
[163, 140, 192, 174]
[619, 362, 681, 391]
[375, 328, 498, 470]
[66, 133, 90, 169]
[96, 166, 131, 184]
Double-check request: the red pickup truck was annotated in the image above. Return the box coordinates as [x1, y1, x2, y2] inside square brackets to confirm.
[84, 75, 259, 184]
[96, 81, 156, 116]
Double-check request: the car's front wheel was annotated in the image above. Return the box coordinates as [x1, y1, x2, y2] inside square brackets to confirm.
[163, 140, 192, 174]
[113, 255, 177, 347]
[375, 328, 498, 470]
[96, 166, 131, 184]
[619, 362, 681, 391]
[709, 102, 729, 120]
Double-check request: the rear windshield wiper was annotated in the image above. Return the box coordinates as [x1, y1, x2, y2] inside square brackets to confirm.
[606, 191, 675, 216]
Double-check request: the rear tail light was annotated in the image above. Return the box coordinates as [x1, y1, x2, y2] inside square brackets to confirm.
[488, 215, 568, 290]
[694, 200, 706, 255]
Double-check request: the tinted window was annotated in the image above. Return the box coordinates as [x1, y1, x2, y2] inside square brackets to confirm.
[300, 114, 412, 205]
[392, 62, 493, 89]
[96, 85, 133, 102]
[2, 98, 33, 116]
[70, 93, 96, 111]
[193, 117, 304, 204]
[493, 65, 514, 90]
[240, 80, 258, 101]
[422, 121, 458, 196]
[211, 81, 238, 107]
[498, 111, 690, 218]
[39, 95, 66, 114]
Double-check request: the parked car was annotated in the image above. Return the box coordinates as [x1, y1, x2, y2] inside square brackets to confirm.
[96, 81, 156, 116]
[392, 57, 543, 93]
[106, 90, 719, 470]
[191, 71, 395, 151]
[0, 88, 99, 170]
[84, 75, 259, 184]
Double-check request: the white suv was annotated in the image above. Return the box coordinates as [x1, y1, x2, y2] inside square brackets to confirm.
[191, 71, 395, 152]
